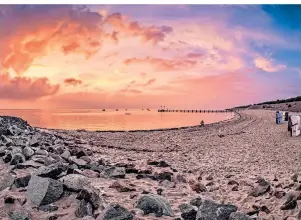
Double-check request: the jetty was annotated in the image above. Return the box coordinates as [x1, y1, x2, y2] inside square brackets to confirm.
[157, 109, 232, 113]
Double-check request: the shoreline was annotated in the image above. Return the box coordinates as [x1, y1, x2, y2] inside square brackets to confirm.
[1, 110, 301, 220]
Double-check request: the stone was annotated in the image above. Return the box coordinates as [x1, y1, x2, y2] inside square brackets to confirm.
[76, 187, 105, 210]
[27, 175, 63, 206]
[135, 194, 175, 217]
[38, 204, 59, 212]
[189, 181, 207, 193]
[14, 174, 31, 188]
[9, 209, 31, 220]
[23, 147, 34, 159]
[179, 203, 198, 220]
[249, 179, 270, 197]
[196, 199, 237, 220]
[75, 200, 93, 218]
[102, 203, 134, 220]
[70, 157, 88, 167]
[228, 180, 239, 185]
[35, 149, 49, 156]
[104, 167, 126, 178]
[0, 146, 6, 157]
[155, 172, 173, 182]
[109, 181, 136, 193]
[29, 134, 40, 147]
[61, 150, 71, 161]
[31, 155, 47, 164]
[59, 174, 91, 192]
[229, 212, 252, 220]
[35, 163, 67, 179]
[0, 173, 15, 191]
[44, 157, 57, 166]
[10, 153, 26, 165]
[4, 151, 13, 163]
[1, 135, 13, 147]
[190, 197, 202, 208]
[147, 160, 170, 167]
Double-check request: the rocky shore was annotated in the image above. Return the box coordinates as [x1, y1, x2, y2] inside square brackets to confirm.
[1, 110, 301, 220]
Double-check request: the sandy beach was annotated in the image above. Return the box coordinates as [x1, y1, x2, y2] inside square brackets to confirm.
[1, 109, 301, 220]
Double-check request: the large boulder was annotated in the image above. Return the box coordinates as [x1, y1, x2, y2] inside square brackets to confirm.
[102, 203, 134, 220]
[196, 199, 237, 220]
[35, 162, 67, 179]
[229, 212, 252, 220]
[135, 194, 175, 217]
[179, 203, 198, 220]
[59, 174, 91, 192]
[27, 175, 63, 206]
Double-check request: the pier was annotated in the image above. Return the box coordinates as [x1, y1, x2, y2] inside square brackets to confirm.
[157, 109, 232, 113]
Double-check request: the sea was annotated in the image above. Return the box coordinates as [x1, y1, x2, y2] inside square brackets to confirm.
[0, 109, 234, 131]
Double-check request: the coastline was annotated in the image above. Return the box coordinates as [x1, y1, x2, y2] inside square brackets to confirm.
[1, 110, 301, 220]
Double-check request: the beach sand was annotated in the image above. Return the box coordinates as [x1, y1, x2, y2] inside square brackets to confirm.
[1, 109, 301, 219]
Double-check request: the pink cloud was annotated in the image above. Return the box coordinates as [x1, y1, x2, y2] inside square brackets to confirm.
[254, 56, 286, 72]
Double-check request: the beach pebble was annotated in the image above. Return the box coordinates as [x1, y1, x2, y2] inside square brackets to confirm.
[135, 193, 175, 217]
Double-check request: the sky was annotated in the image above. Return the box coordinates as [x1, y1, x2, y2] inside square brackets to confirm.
[0, 5, 300, 109]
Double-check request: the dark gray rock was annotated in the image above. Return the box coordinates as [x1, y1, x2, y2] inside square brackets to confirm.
[76, 187, 105, 210]
[61, 150, 71, 161]
[0, 173, 15, 191]
[59, 174, 91, 192]
[0, 146, 6, 157]
[70, 157, 88, 167]
[4, 151, 13, 163]
[38, 204, 59, 212]
[29, 134, 41, 147]
[35, 163, 67, 179]
[44, 157, 57, 166]
[35, 149, 49, 156]
[75, 200, 93, 218]
[27, 175, 63, 206]
[102, 203, 134, 220]
[249, 179, 270, 197]
[14, 174, 31, 188]
[155, 172, 173, 182]
[196, 199, 237, 220]
[9, 209, 31, 220]
[1, 135, 13, 147]
[135, 194, 175, 217]
[49, 145, 64, 154]
[31, 155, 47, 164]
[179, 203, 197, 220]
[23, 147, 34, 159]
[229, 212, 252, 220]
[104, 167, 126, 178]
[190, 197, 202, 208]
[10, 153, 26, 165]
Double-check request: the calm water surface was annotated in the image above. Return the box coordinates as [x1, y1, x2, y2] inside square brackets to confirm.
[0, 109, 234, 131]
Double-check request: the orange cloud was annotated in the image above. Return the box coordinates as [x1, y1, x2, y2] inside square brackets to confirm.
[0, 72, 59, 100]
[253, 56, 286, 72]
[124, 57, 196, 72]
[64, 78, 83, 86]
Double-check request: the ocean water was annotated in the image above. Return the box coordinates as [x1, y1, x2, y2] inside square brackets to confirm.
[0, 109, 234, 131]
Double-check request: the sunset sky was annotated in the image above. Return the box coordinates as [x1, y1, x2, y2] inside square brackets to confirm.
[0, 5, 300, 109]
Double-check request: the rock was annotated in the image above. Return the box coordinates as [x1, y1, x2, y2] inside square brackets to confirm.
[1, 135, 13, 146]
[175, 174, 187, 183]
[249, 179, 270, 197]
[147, 160, 170, 167]
[59, 174, 91, 192]
[35, 163, 67, 179]
[179, 203, 197, 220]
[189, 181, 207, 193]
[104, 167, 126, 178]
[31, 155, 47, 164]
[109, 181, 136, 193]
[27, 175, 63, 206]
[274, 190, 286, 199]
[228, 180, 239, 185]
[35, 149, 49, 156]
[102, 203, 134, 220]
[70, 157, 88, 167]
[0, 146, 6, 157]
[23, 147, 34, 159]
[0, 173, 15, 191]
[205, 175, 213, 181]
[155, 172, 173, 182]
[280, 192, 298, 210]
[190, 197, 202, 208]
[76, 150, 88, 158]
[38, 204, 59, 212]
[76, 187, 105, 210]
[10, 153, 26, 165]
[61, 150, 71, 161]
[75, 200, 93, 218]
[229, 212, 252, 220]
[135, 194, 175, 217]
[29, 134, 40, 147]
[196, 199, 237, 220]
[232, 185, 239, 191]
[8, 209, 31, 220]
[44, 157, 57, 166]
[14, 174, 31, 188]
[4, 151, 13, 163]
[157, 188, 163, 195]
[49, 145, 64, 155]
